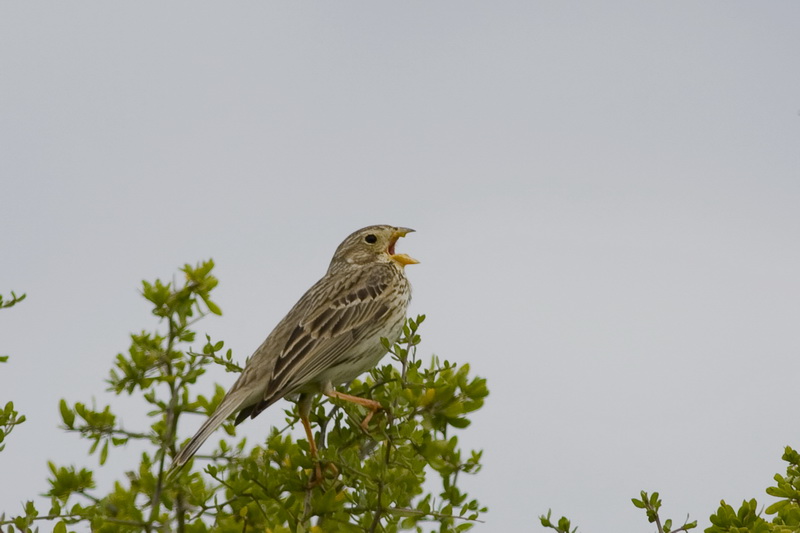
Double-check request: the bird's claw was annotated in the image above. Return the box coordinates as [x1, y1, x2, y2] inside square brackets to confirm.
[307, 461, 339, 488]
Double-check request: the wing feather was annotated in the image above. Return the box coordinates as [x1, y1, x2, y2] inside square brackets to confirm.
[267, 265, 395, 398]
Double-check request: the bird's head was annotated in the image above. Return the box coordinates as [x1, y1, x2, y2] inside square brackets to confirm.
[329, 225, 419, 270]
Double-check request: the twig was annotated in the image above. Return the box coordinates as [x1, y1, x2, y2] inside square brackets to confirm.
[345, 506, 485, 524]
[146, 317, 179, 532]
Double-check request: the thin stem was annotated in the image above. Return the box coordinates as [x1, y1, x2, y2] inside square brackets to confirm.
[189, 496, 241, 521]
[146, 317, 180, 532]
[0, 514, 148, 528]
[654, 512, 664, 533]
[69, 426, 151, 440]
[368, 477, 384, 533]
[345, 506, 485, 524]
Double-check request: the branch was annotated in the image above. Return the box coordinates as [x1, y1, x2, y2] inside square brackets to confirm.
[0, 291, 26, 310]
[0, 513, 146, 529]
[67, 426, 151, 440]
[147, 317, 178, 532]
[346, 506, 485, 524]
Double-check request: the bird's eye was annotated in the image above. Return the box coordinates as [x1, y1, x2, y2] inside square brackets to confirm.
[364, 234, 378, 244]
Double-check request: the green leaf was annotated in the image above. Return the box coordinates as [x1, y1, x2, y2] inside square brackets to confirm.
[448, 417, 471, 428]
[59, 400, 75, 428]
[204, 297, 222, 316]
[99, 440, 109, 465]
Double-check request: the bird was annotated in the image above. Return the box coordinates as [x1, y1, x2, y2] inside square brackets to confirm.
[172, 225, 418, 474]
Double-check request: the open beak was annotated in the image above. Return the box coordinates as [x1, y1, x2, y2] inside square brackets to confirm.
[388, 228, 419, 267]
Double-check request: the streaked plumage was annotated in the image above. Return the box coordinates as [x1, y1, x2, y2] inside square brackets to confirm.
[172, 225, 417, 469]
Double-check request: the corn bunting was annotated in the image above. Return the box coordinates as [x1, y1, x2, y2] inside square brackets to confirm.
[172, 225, 418, 471]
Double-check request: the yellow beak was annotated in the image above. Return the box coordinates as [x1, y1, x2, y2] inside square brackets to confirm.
[391, 253, 420, 266]
[389, 228, 419, 267]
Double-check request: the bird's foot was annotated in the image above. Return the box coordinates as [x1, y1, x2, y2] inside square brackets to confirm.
[307, 462, 323, 489]
[324, 390, 384, 432]
[359, 407, 379, 431]
[307, 460, 339, 488]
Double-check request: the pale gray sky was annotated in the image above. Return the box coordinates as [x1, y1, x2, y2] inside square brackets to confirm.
[2, 2, 799, 531]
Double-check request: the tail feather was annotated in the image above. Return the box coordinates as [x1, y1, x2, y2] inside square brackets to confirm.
[171, 394, 246, 469]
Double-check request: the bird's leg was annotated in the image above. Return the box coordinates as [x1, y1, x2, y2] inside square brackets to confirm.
[298, 395, 324, 487]
[324, 390, 382, 430]
[300, 413, 323, 485]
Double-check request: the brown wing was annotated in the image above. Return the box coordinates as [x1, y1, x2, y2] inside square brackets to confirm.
[240, 264, 397, 420]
